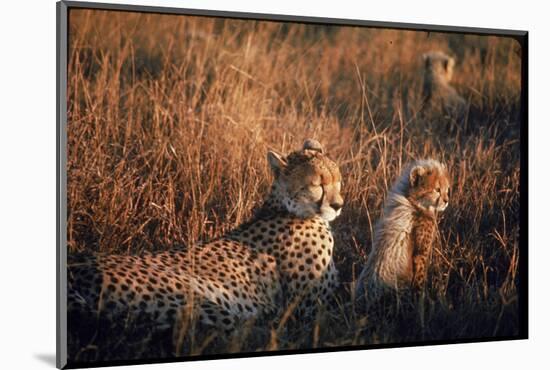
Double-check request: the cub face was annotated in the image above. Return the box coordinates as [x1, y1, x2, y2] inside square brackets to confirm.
[424, 51, 455, 83]
[408, 159, 450, 213]
[268, 139, 344, 222]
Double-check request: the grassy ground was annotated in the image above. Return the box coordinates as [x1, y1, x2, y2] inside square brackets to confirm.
[67, 9, 523, 363]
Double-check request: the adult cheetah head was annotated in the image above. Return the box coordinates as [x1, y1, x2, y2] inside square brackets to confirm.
[267, 139, 344, 222]
[407, 159, 450, 214]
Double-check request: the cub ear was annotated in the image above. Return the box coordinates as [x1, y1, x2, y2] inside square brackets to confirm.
[267, 150, 287, 175]
[444, 56, 455, 77]
[409, 165, 426, 187]
[303, 138, 323, 153]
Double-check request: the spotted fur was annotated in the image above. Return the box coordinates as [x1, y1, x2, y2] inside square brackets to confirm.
[68, 139, 343, 334]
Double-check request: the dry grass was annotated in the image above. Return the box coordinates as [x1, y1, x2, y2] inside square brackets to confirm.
[67, 9, 523, 363]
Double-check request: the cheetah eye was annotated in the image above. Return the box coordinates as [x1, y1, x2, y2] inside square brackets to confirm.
[435, 187, 441, 193]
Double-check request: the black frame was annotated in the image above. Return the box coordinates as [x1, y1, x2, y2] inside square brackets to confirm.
[56, 1, 529, 368]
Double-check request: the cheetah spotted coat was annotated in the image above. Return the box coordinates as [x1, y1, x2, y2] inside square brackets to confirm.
[68, 146, 340, 333]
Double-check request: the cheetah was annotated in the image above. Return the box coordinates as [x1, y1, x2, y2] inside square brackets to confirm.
[422, 51, 466, 115]
[356, 159, 450, 301]
[68, 139, 344, 337]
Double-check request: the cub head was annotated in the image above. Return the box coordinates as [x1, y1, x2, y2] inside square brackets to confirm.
[267, 139, 344, 222]
[407, 159, 450, 213]
[423, 51, 455, 83]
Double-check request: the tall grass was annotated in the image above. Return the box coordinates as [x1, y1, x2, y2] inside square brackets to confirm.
[67, 9, 522, 362]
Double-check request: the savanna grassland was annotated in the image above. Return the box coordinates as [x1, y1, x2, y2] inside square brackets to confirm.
[67, 9, 524, 363]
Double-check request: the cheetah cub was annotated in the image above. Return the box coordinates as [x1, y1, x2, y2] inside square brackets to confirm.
[356, 159, 450, 299]
[422, 51, 466, 115]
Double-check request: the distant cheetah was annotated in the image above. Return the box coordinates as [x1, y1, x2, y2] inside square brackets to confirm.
[422, 51, 466, 115]
[68, 139, 344, 335]
[356, 159, 450, 301]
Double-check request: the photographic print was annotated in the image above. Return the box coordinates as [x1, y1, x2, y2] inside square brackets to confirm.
[57, 2, 527, 368]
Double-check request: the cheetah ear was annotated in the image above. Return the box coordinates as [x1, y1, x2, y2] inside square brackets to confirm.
[444, 56, 455, 76]
[447, 57, 455, 70]
[267, 150, 287, 175]
[303, 139, 324, 154]
[409, 165, 426, 187]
